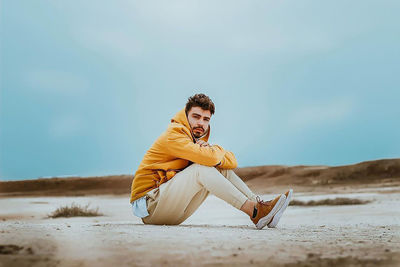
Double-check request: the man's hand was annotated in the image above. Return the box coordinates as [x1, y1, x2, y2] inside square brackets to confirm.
[196, 139, 211, 147]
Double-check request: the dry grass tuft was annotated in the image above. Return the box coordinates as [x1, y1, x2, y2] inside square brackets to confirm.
[48, 202, 103, 218]
[289, 197, 371, 206]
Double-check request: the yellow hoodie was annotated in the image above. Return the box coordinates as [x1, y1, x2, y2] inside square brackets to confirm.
[130, 107, 238, 203]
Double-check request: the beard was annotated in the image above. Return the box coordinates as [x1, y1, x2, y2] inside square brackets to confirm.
[193, 132, 202, 138]
[193, 127, 207, 138]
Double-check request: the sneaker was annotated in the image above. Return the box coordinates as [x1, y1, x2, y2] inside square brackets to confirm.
[251, 194, 286, 230]
[267, 189, 293, 228]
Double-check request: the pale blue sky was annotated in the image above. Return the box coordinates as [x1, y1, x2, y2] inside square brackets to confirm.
[1, 1, 399, 181]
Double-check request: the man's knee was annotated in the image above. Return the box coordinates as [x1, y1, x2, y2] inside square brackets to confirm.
[192, 163, 227, 178]
[216, 166, 233, 177]
[191, 163, 219, 174]
[191, 163, 233, 179]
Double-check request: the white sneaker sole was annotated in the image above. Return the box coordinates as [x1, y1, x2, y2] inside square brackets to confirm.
[255, 194, 286, 230]
[267, 189, 293, 228]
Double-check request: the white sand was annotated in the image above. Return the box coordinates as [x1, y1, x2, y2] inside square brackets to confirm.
[1, 188, 400, 266]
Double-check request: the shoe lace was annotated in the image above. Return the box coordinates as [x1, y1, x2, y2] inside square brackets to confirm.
[256, 195, 272, 206]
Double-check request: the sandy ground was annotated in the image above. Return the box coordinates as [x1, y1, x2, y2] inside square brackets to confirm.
[1, 187, 400, 267]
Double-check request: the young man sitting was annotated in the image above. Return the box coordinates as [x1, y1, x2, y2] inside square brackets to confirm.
[130, 93, 292, 229]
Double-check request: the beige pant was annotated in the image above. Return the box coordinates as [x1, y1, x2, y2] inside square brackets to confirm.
[142, 163, 258, 225]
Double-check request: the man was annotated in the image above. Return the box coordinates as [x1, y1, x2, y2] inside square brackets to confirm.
[130, 93, 292, 229]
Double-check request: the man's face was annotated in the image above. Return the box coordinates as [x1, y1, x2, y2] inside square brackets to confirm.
[187, 106, 211, 138]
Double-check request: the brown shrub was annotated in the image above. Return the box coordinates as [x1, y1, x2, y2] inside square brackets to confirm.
[48, 203, 102, 218]
[289, 198, 371, 206]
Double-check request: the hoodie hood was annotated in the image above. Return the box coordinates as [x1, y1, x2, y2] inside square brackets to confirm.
[170, 107, 211, 142]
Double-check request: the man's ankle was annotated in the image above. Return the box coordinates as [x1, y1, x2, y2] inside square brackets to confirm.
[240, 200, 257, 217]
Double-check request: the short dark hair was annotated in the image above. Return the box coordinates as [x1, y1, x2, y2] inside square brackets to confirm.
[185, 93, 215, 116]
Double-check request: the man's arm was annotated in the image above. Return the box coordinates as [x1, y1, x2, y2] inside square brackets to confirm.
[215, 151, 238, 169]
[166, 127, 227, 166]
[196, 138, 238, 169]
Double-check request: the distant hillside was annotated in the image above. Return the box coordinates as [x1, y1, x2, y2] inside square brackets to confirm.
[1, 158, 399, 197]
[0, 175, 133, 197]
[235, 158, 400, 185]
[235, 158, 400, 193]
